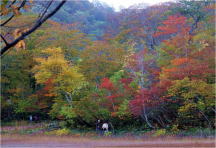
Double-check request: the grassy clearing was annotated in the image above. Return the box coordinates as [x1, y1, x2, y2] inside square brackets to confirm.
[1, 121, 215, 147]
[1, 121, 215, 139]
[1, 134, 215, 148]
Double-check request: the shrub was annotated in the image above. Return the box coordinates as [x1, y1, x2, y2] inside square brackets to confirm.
[45, 128, 71, 136]
[171, 124, 180, 134]
[153, 129, 166, 137]
[104, 131, 112, 136]
[55, 128, 71, 136]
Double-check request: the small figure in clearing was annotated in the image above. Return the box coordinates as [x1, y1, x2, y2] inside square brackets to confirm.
[96, 120, 101, 132]
[29, 115, 33, 122]
[102, 123, 109, 132]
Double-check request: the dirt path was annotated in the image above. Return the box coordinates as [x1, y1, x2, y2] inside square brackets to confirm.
[1, 134, 215, 148]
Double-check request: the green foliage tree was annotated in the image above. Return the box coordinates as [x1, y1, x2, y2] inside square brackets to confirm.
[168, 77, 215, 128]
[79, 41, 126, 84]
[1, 50, 36, 120]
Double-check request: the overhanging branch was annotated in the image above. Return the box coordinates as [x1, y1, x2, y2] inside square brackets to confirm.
[0, 0, 27, 27]
[0, 34, 9, 45]
[0, 0, 67, 57]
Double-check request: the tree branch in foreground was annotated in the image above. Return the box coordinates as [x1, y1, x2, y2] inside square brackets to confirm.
[0, 0, 67, 57]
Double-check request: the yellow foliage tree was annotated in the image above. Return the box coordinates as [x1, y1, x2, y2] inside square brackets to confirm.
[32, 47, 85, 105]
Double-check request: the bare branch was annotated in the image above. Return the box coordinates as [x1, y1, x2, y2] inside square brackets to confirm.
[1, 15, 15, 27]
[8, 0, 17, 8]
[0, 0, 16, 16]
[0, 34, 9, 45]
[38, 0, 54, 21]
[0, 0, 27, 27]
[0, 0, 67, 57]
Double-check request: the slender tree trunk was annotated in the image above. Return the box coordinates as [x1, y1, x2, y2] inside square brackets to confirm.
[199, 110, 212, 128]
[158, 115, 165, 127]
[211, 108, 216, 113]
[64, 91, 73, 106]
[142, 108, 154, 128]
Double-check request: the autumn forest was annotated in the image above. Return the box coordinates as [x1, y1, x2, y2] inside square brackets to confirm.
[1, 0, 215, 139]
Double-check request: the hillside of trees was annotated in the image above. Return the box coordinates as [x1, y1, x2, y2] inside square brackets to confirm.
[1, 0, 215, 133]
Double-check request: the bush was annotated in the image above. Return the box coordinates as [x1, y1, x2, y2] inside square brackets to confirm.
[153, 129, 166, 137]
[55, 128, 71, 136]
[45, 128, 71, 136]
[104, 131, 112, 136]
[171, 124, 180, 134]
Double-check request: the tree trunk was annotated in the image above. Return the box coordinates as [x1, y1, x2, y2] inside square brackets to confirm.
[142, 108, 154, 128]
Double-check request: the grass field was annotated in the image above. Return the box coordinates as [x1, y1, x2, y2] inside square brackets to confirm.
[1, 122, 215, 147]
[1, 134, 215, 148]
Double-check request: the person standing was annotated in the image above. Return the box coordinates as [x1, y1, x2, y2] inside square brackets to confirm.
[29, 115, 33, 122]
[96, 119, 102, 134]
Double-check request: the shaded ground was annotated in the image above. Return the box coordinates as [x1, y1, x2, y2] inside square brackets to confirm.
[1, 134, 215, 148]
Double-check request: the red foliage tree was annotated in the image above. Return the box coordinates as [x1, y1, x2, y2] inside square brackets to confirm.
[129, 81, 172, 128]
[34, 78, 56, 111]
[154, 14, 190, 38]
[100, 77, 115, 91]
[161, 57, 215, 82]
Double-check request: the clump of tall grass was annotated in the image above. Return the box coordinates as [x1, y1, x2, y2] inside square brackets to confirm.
[176, 128, 215, 138]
